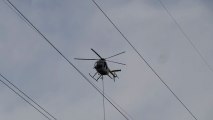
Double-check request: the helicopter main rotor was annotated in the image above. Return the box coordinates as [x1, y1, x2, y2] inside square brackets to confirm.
[74, 48, 125, 65]
[91, 48, 103, 59]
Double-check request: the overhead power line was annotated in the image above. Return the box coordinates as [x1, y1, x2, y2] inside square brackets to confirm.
[91, 0, 199, 120]
[158, 0, 213, 73]
[3, 0, 132, 120]
[2, 0, 35, 31]
[0, 73, 58, 120]
[0, 75, 53, 120]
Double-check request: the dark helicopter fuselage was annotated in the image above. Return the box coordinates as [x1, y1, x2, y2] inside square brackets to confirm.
[94, 59, 109, 75]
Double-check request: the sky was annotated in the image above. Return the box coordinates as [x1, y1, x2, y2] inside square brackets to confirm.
[0, 0, 213, 120]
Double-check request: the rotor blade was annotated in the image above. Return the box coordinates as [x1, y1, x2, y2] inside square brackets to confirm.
[91, 48, 103, 59]
[74, 58, 99, 60]
[105, 51, 125, 59]
[106, 60, 126, 65]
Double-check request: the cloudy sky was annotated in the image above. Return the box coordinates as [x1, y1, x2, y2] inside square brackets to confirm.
[0, 0, 213, 120]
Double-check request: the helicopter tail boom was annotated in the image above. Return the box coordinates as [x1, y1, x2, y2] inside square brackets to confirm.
[110, 69, 121, 72]
[109, 69, 121, 82]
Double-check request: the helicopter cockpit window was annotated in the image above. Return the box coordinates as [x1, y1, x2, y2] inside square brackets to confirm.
[97, 64, 102, 68]
[95, 62, 103, 69]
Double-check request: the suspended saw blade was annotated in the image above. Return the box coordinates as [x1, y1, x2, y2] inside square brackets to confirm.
[106, 60, 126, 65]
[74, 58, 99, 60]
[105, 51, 125, 59]
[91, 48, 103, 59]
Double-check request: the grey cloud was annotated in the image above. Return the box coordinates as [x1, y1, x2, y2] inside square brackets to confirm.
[0, 0, 212, 120]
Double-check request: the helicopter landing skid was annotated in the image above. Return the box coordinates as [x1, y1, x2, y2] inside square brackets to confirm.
[89, 73, 103, 81]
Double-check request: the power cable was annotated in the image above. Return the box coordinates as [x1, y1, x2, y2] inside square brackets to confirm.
[103, 93, 134, 120]
[91, 0, 199, 120]
[0, 73, 58, 120]
[3, 0, 131, 119]
[0, 78, 52, 120]
[2, 0, 35, 32]
[91, 78, 134, 120]
[158, 0, 213, 73]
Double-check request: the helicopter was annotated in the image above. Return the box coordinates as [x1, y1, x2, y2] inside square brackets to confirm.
[74, 49, 125, 82]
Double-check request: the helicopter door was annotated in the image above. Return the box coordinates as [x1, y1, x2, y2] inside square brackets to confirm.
[104, 62, 107, 69]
